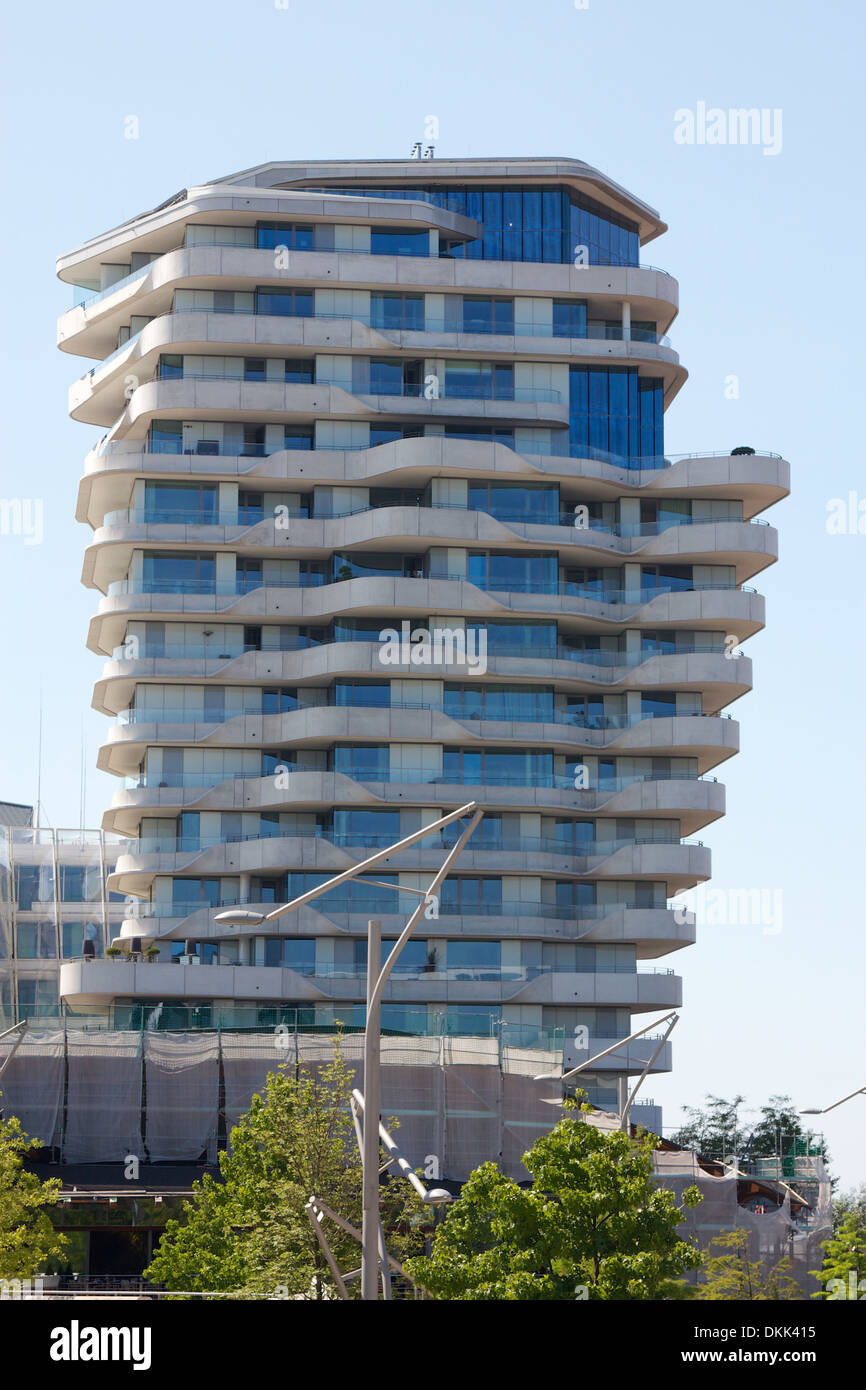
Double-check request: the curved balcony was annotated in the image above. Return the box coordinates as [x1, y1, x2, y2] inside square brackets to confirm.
[58, 956, 681, 1012]
[88, 578, 764, 657]
[107, 832, 711, 902]
[115, 900, 696, 956]
[98, 688, 748, 776]
[84, 510, 778, 594]
[73, 368, 572, 430]
[98, 501, 769, 539]
[70, 308, 679, 422]
[104, 769, 724, 841]
[94, 696, 744, 784]
[58, 243, 682, 357]
[78, 436, 790, 533]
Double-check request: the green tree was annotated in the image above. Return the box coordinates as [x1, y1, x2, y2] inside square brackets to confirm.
[697, 1228, 802, 1300]
[750, 1096, 809, 1160]
[831, 1183, 866, 1226]
[145, 1045, 422, 1299]
[812, 1208, 866, 1300]
[671, 1094, 746, 1162]
[671, 1094, 821, 1165]
[0, 1106, 67, 1279]
[405, 1104, 703, 1300]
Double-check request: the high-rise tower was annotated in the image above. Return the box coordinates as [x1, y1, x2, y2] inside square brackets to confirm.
[58, 158, 788, 1128]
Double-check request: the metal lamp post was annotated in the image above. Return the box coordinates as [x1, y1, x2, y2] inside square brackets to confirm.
[0, 1019, 28, 1080]
[800, 1084, 866, 1115]
[534, 1010, 679, 1131]
[214, 799, 482, 1301]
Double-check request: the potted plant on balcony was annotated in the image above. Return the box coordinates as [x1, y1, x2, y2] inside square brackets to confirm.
[105, 946, 123, 960]
[144, 946, 160, 963]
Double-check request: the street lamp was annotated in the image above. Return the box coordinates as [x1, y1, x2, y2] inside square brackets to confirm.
[800, 1085, 866, 1115]
[534, 1010, 679, 1132]
[0, 1019, 28, 1081]
[213, 798, 481, 1301]
[214, 799, 479, 928]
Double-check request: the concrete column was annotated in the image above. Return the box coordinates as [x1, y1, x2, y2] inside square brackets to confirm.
[621, 301, 631, 342]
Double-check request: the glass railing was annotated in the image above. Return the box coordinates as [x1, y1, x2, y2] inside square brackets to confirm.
[58, 1005, 568, 1047]
[73, 265, 154, 310]
[427, 575, 754, 602]
[105, 573, 754, 602]
[106, 574, 325, 598]
[128, 827, 698, 857]
[117, 696, 722, 727]
[151, 365, 562, 405]
[73, 957, 672, 985]
[108, 633, 733, 669]
[123, 766, 711, 793]
[103, 506, 310, 527]
[155, 304, 672, 346]
[92, 433, 782, 470]
[122, 898, 663, 923]
[99, 501, 765, 535]
[85, 329, 145, 379]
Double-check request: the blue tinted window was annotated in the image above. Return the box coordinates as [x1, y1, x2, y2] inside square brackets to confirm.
[448, 940, 501, 970]
[150, 420, 183, 454]
[370, 227, 430, 256]
[264, 938, 316, 970]
[303, 184, 639, 265]
[569, 367, 664, 468]
[553, 300, 587, 337]
[370, 292, 424, 329]
[284, 426, 313, 450]
[256, 287, 313, 316]
[333, 809, 401, 841]
[335, 681, 390, 706]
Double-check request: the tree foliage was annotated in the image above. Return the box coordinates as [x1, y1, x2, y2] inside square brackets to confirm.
[812, 1206, 866, 1300]
[405, 1104, 703, 1300]
[144, 1045, 423, 1299]
[0, 1105, 67, 1279]
[831, 1183, 866, 1227]
[696, 1227, 801, 1300]
[670, 1094, 820, 1164]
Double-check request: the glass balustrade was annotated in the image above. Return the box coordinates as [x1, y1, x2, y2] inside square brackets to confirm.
[129, 827, 700, 856]
[93, 433, 781, 471]
[122, 897, 660, 923]
[99, 500, 768, 534]
[123, 766, 711, 792]
[117, 700, 723, 729]
[105, 573, 753, 601]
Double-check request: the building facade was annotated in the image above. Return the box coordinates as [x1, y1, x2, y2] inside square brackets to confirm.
[0, 804, 130, 1030]
[56, 157, 788, 1116]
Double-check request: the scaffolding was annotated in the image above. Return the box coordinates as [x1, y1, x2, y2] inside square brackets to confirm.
[0, 1027, 561, 1180]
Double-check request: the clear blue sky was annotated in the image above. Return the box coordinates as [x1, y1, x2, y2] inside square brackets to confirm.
[1, 0, 864, 1185]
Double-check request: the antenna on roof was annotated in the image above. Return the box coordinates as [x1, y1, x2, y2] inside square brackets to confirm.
[34, 681, 43, 830]
[410, 141, 422, 159]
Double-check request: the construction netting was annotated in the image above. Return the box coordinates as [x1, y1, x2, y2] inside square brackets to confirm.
[0, 1028, 561, 1178]
[652, 1148, 833, 1297]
